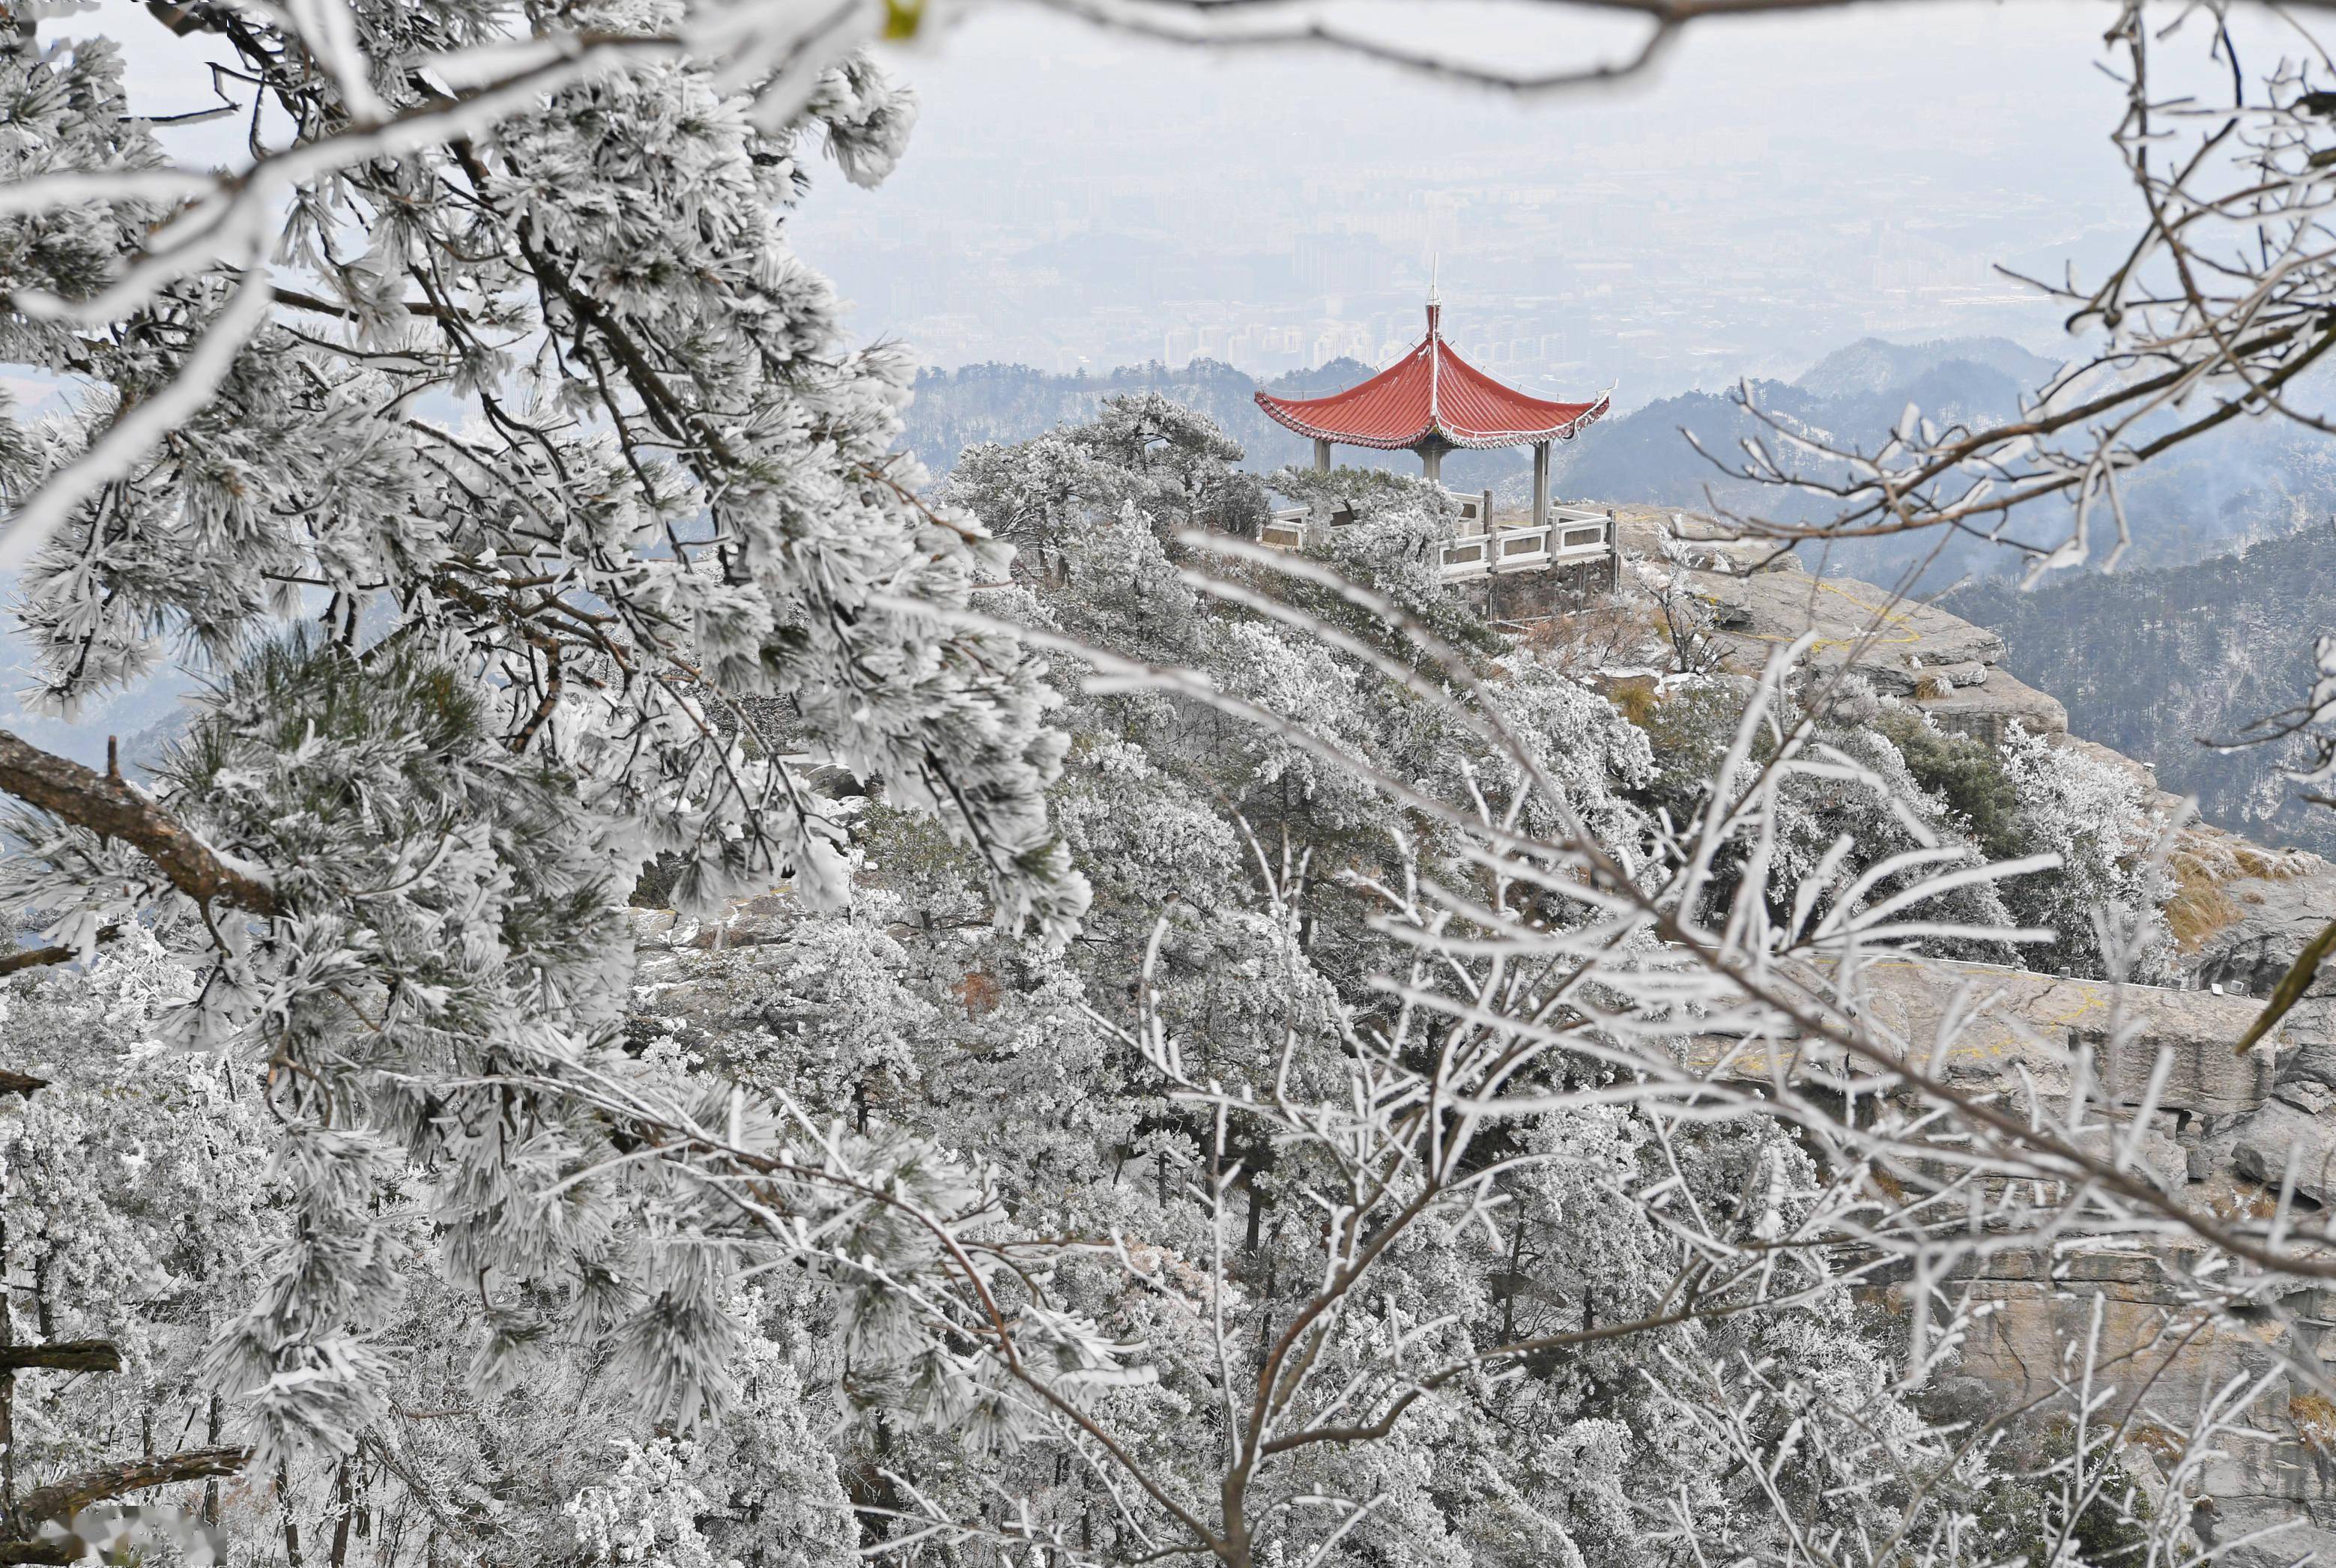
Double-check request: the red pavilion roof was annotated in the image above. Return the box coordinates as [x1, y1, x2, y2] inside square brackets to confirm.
[1253, 304, 1609, 452]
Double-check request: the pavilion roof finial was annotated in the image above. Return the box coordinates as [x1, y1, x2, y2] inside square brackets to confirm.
[1427, 255, 1441, 336]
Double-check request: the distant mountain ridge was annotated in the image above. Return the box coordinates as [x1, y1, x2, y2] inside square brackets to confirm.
[904, 336, 2336, 589]
[1791, 336, 2059, 399]
[1558, 336, 2336, 585]
[902, 356, 1543, 494]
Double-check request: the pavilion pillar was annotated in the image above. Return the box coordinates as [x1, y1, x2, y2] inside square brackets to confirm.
[1313, 438, 1331, 474]
[1531, 440, 1551, 530]
[1418, 443, 1443, 484]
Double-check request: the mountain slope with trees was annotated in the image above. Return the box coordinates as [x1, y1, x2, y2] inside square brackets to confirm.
[5, 390, 2271, 1568]
[1947, 519, 2336, 856]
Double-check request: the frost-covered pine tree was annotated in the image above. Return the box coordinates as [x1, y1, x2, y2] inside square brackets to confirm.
[0, 0, 1085, 1483]
[0, 3, 2320, 1564]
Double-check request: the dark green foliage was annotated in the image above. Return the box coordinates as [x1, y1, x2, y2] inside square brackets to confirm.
[1624, 681, 1746, 839]
[176, 636, 486, 780]
[1614, 681, 2033, 961]
[632, 853, 685, 910]
[1972, 1424, 2157, 1568]
[1878, 709, 2027, 862]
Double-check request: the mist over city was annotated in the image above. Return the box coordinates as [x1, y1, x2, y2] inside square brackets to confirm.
[798, 3, 2128, 399]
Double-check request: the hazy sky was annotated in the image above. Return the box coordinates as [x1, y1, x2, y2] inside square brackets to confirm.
[45, 0, 2281, 405]
[790, 1, 2244, 400]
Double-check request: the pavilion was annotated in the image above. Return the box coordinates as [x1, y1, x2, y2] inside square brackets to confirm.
[1253, 292, 1609, 533]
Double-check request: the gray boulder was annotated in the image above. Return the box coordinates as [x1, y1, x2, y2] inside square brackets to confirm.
[2230, 1092, 2336, 1202]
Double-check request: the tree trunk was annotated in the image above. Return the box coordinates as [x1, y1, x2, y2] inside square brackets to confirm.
[0, 1343, 121, 1375]
[16, 1447, 250, 1528]
[1, 1213, 14, 1530]
[328, 1462, 353, 1568]
[202, 1396, 222, 1527]
[278, 1462, 304, 1568]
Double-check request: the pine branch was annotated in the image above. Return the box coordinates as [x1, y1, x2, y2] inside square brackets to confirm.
[0, 731, 276, 914]
[13, 1447, 251, 1530]
[272, 285, 459, 324]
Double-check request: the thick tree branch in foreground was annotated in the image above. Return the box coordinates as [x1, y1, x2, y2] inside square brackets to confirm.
[0, 1070, 46, 1098]
[13, 1446, 251, 1531]
[0, 1343, 121, 1375]
[0, 731, 275, 914]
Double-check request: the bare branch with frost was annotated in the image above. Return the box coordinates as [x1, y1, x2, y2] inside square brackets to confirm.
[10, 1, 2336, 1559]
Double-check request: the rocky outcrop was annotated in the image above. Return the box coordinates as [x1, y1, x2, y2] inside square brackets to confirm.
[1609, 507, 2336, 1564]
[1941, 1243, 2332, 1565]
[1612, 506, 2070, 742]
[1683, 957, 2335, 1559]
[2170, 828, 2336, 1002]
[1614, 509, 2336, 992]
[1689, 960, 2281, 1121]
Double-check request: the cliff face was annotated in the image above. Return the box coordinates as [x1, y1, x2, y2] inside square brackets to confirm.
[1622, 506, 2336, 1563]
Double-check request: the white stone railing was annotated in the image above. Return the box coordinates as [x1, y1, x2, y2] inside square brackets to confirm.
[1441, 532, 1490, 578]
[1441, 506, 1612, 583]
[1262, 506, 1309, 550]
[1259, 499, 1614, 587]
[1552, 511, 1612, 560]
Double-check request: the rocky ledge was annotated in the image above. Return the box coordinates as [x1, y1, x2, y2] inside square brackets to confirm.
[1609, 505, 2336, 1564]
[1612, 505, 2071, 742]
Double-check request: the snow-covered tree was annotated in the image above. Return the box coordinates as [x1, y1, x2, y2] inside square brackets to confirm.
[0, 0, 1094, 1482]
[0, 4, 2317, 1564]
[1995, 727, 2176, 982]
